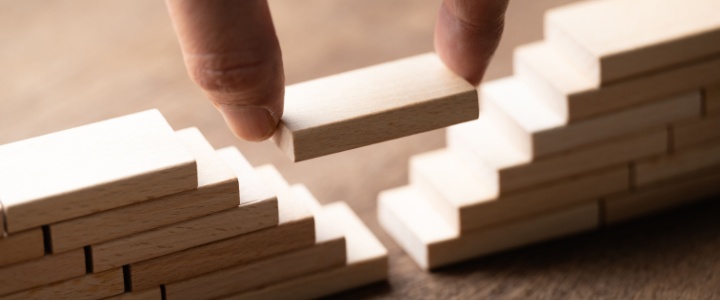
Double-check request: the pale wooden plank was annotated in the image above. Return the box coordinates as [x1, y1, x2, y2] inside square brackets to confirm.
[0, 109, 197, 233]
[482, 77, 702, 158]
[447, 115, 664, 194]
[0, 228, 44, 267]
[636, 139, 720, 187]
[673, 115, 720, 150]
[1, 269, 124, 300]
[545, 0, 720, 84]
[605, 167, 720, 224]
[0, 248, 86, 296]
[378, 185, 598, 270]
[224, 202, 388, 300]
[706, 84, 720, 115]
[128, 159, 310, 291]
[411, 148, 626, 232]
[272, 53, 478, 162]
[104, 288, 161, 300]
[50, 127, 238, 253]
[164, 185, 346, 300]
[514, 42, 720, 122]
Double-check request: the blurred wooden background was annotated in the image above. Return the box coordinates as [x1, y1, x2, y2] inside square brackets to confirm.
[2, 1, 720, 298]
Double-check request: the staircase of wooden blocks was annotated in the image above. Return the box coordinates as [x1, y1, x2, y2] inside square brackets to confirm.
[378, 0, 720, 270]
[0, 110, 387, 300]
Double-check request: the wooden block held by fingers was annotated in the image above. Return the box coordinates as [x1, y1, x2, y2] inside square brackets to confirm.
[635, 139, 720, 187]
[1, 269, 124, 300]
[0, 109, 197, 233]
[378, 186, 597, 270]
[273, 53, 478, 162]
[0, 228, 44, 267]
[164, 185, 346, 300]
[0, 248, 86, 296]
[545, 0, 720, 85]
[128, 155, 311, 291]
[514, 42, 720, 122]
[605, 167, 720, 224]
[673, 115, 720, 150]
[706, 84, 720, 115]
[225, 202, 388, 300]
[50, 127, 239, 253]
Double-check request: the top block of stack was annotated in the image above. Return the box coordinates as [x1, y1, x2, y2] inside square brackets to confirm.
[273, 53, 478, 162]
[0, 110, 197, 234]
[545, 0, 720, 85]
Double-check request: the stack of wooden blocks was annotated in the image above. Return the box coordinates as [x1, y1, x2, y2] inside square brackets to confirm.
[0, 110, 387, 299]
[379, 0, 720, 270]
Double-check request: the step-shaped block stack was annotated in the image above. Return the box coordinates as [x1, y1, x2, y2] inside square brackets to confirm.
[379, 0, 720, 270]
[0, 110, 387, 300]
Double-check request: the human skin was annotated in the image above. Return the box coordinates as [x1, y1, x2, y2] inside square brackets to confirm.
[165, 0, 509, 141]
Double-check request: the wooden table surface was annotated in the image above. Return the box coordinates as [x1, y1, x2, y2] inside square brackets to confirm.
[2, 1, 719, 298]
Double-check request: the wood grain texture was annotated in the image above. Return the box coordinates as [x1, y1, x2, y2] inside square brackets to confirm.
[129, 156, 312, 291]
[514, 42, 720, 122]
[410, 148, 627, 232]
[165, 191, 346, 300]
[544, 0, 720, 85]
[673, 115, 720, 150]
[0, 228, 44, 267]
[0, 268, 124, 300]
[605, 167, 720, 224]
[0, 248, 86, 296]
[635, 139, 720, 187]
[447, 115, 666, 194]
[706, 84, 720, 115]
[50, 127, 238, 253]
[272, 53, 478, 162]
[379, 186, 598, 270]
[105, 288, 161, 300]
[0, 109, 197, 233]
[482, 77, 701, 158]
[226, 202, 388, 300]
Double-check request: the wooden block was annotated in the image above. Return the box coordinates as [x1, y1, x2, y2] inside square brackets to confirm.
[1, 268, 124, 300]
[50, 127, 238, 253]
[636, 139, 720, 187]
[410, 148, 626, 232]
[544, 0, 720, 85]
[447, 115, 664, 193]
[0, 228, 44, 267]
[90, 149, 279, 272]
[673, 115, 720, 150]
[128, 156, 311, 291]
[164, 186, 346, 300]
[105, 288, 161, 300]
[482, 77, 702, 158]
[605, 167, 720, 224]
[0, 248, 85, 296]
[224, 202, 388, 300]
[514, 42, 720, 122]
[272, 53, 478, 162]
[0, 109, 197, 233]
[378, 185, 598, 270]
[706, 84, 720, 115]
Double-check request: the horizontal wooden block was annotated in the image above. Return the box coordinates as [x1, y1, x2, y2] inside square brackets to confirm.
[0, 109, 197, 233]
[225, 202, 388, 300]
[378, 186, 598, 270]
[411, 148, 626, 232]
[545, 0, 720, 85]
[165, 187, 346, 300]
[128, 158, 311, 291]
[105, 288, 161, 300]
[272, 53, 478, 162]
[605, 167, 720, 224]
[636, 139, 720, 187]
[514, 42, 720, 122]
[482, 77, 701, 158]
[50, 127, 238, 253]
[673, 115, 720, 150]
[0, 228, 44, 267]
[706, 84, 720, 115]
[0, 248, 86, 296]
[1, 268, 124, 300]
[447, 115, 664, 194]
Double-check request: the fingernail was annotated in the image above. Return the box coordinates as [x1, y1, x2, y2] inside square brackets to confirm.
[222, 106, 277, 141]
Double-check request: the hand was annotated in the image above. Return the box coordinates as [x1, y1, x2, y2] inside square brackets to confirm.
[165, 0, 508, 141]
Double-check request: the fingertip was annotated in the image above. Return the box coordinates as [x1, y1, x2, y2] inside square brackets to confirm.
[220, 105, 279, 142]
